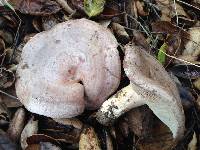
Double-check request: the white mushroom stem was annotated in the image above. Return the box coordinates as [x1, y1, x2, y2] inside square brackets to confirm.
[96, 83, 185, 140]
[97, 44, 185, 141]
[96, 84, 144, 125]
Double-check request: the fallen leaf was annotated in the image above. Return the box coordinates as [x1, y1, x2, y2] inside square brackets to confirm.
[0, 87, 22, 108]
[0, 68, 15, 89]
[152, 21, 189, 65]
[53, 118, 83, 130]
[126, 106, 153, 137]
[178, 86, 195, 110]
[151, 21, 189, 43]
[21, 117, 38, 150]
[0, 97, 10, 119]
[0, 38, 5, 53]
[155, 0, 189, 21]
[111, 22, 130, 44]
[84, 0, 106, 17]
[193, 78, 200, 90]
[79, 126, 101, 150]
[7, 108, 26, 143]
[40, 142, 61, 150]
[100, 2, 121, 19]
[169, 64, 200, 79]
[26, 144, 40, 150]
[0, 129, 17, 150]
[157, 42, 168, 65]
[183, 27, 200, 58]
[187, 132, 197, 150]
[42, 15, 60, 31]
[135, 0, 148, 16]
[8, 0, 61, 16]
[26, 134, 60, 146]
[40, 118, 83, 143]
[196, 96, 200, 111]
[0, 29, 14, 45]
[138, 117, 174, 150]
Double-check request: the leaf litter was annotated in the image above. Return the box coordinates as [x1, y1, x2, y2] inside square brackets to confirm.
[0, 0, 199, 150]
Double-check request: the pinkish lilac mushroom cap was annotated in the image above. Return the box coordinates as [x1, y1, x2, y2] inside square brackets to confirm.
[15, 18, 121, 118]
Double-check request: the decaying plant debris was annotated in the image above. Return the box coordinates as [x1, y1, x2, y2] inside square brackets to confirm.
[0, 0, 200, 150]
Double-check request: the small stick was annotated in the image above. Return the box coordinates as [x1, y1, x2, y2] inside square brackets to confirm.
[55, 0, 75, 14]
[0, 89, 19, 100]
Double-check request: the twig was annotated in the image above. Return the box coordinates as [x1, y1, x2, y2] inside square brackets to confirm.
[9, 12, 21, 63]
[176, 0, 200, 11]
[55, 0, 75, 14]
[127, 14, 152, 37]
[173, 0, 179, 25]
[0, 89, 19, 100]
[159, 49, 200, 68]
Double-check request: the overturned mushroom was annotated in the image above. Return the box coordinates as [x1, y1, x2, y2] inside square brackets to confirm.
[96, 44, 185, 141]
[15, 19, 121, 118]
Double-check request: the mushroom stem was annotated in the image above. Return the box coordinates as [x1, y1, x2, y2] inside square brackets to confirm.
[97, 83, 185, 140]
[96, 84, 145, 125]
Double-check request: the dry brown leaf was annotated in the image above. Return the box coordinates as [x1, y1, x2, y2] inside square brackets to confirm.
[0, 38, 5, 53]
[0, 68, 15, 89]
[79, 126, 101, 150]
[0, 29, 13, 45]
[156, 0, 170, 5]
[138, 117, 174, 150]
[111, 22, 130, 44]
[135, 0, 148, 16]
[53, 118, 83, 130]
[40, 118, 83, 144]
[0, 97, 10, 119]
[26, 144, 40, 150]
[21, 117, 38, 150]
[197, 96, 200, 111]
[152, 21, 190, 65]
[0, 129, 17, 150]
[126, 0, 138, 18]
[152, 21, 189, 37]
[7, 108, 26, 143]
[194, 78, 200, 90]
[105, 131, 113, 150]
[126, 106, 153, 137]
[183, 27, 200, 58]
[132, 30, 150, 50]
[8, 0, 61, 16]
[187, 132, 197, 150]
[0, 97, 10, 128]
[26, 134, 60, 146]
[42, 16, 60, 31]
[40, 142, 61, 150]
[156, 0, 189, 21]
[32, 17, 42, 32]
[0, 87, 22, 108]
[170, 64, 200, 79]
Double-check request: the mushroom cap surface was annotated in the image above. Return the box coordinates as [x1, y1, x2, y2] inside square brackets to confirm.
[16, 19, 121, 118]
[124, 44, 185, 140]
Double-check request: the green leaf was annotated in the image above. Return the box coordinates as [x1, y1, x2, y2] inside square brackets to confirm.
[157, 42, 168, 65]
[84, 0, 106, 17]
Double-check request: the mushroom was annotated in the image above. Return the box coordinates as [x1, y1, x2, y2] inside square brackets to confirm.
[96, 44, 185, 141]
[15, 19, 121, 118]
